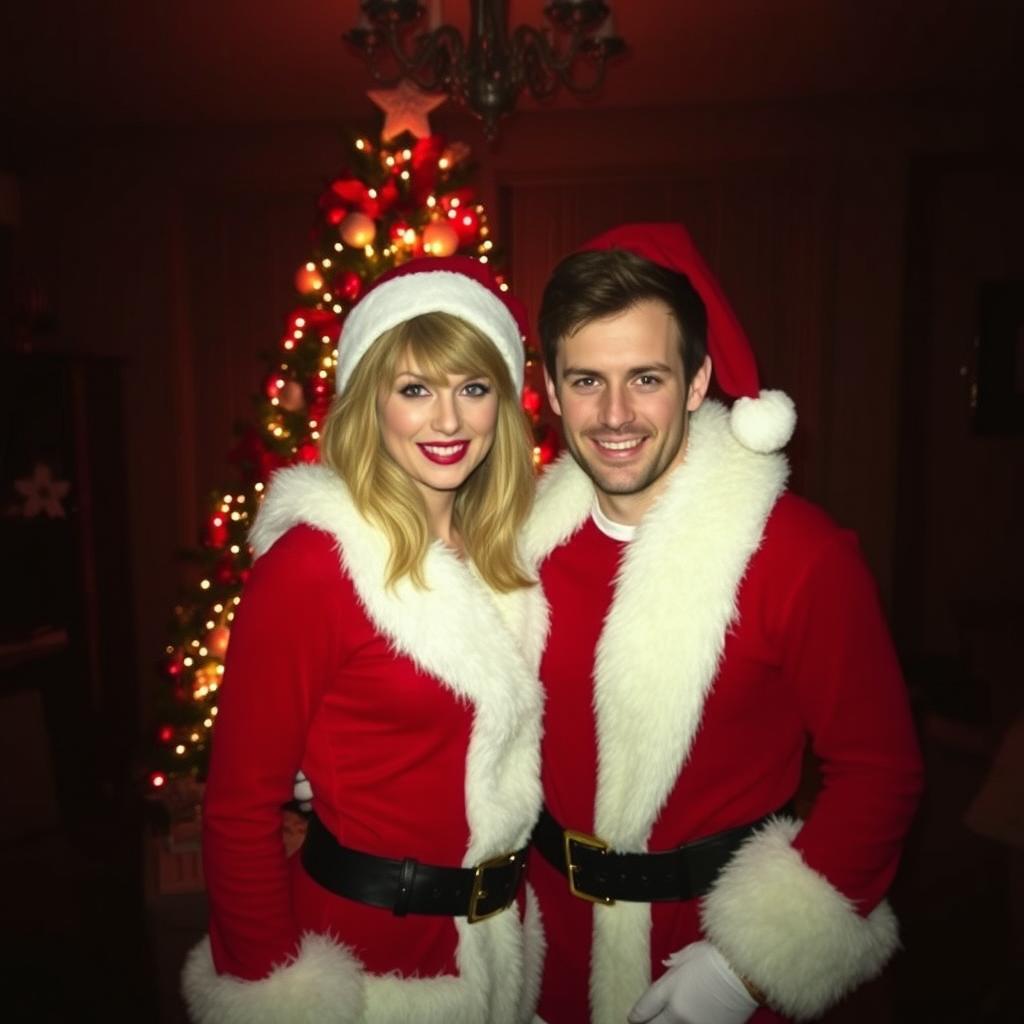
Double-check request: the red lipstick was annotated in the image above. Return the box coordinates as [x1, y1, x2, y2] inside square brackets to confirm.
[417, 441, 469, 465]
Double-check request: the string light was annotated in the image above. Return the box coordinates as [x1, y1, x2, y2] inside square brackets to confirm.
[153, 129, 536, 789]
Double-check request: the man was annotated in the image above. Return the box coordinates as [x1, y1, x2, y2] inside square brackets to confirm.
[523, 223, 923, 1024]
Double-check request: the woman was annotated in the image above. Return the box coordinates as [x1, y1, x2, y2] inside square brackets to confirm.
[182, 256, 546, 1024]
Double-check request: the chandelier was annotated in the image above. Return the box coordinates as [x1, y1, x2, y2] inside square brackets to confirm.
[346, 1, 625, 138]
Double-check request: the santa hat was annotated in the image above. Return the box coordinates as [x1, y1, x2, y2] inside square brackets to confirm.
[580, 223, 796, 453]
[336, 255, 527, 394]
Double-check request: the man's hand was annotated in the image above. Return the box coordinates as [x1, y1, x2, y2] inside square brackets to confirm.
[627, 941, 759, 1024]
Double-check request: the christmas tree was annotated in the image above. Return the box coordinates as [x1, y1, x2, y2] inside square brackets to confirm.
[148, 119, 557, 791]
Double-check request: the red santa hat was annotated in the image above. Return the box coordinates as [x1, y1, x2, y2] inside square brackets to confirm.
[580, 222, 796, 453]
[336, 255, 527, 394]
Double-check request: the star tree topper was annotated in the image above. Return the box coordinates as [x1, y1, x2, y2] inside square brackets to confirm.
[368, 80, 446, 141]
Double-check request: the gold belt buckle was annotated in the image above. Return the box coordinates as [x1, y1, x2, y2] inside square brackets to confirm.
[467, 850, 522, 924]
[563, 829, 615, 905]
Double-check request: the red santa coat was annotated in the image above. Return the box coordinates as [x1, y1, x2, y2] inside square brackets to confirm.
[522, 401, 923, 1024]
[182, 464, 547, 1024]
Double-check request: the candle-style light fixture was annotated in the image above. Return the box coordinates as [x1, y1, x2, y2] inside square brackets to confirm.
[346, 1, 625, 138]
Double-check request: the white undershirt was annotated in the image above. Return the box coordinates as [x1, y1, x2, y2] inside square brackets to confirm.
[590, 499, 638, 543]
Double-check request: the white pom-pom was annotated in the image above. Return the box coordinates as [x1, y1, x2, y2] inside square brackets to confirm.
[294, 770, 313, 805]
[730, 389, 796, 453]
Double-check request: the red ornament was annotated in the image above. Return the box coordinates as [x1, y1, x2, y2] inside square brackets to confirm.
[294, 265, 324, 295]
[158, 725, 174, 744]
[339, 211, 376, 247]
[409, 134, 444, 203]
[287, 307, 338, 334]
[422, 221, 459, 257]
[440, 188, 476, 213]
[536, 424, 560, 467]
[332, 270, 362, 304]
[521, 385, 543, 419]
[297, 443, 320, 464]
[453, 206, 480, 244]
[207, 625, 231, 659]
[207, 513, 228, 549]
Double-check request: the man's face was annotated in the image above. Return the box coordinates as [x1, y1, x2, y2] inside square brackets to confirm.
[545, 298, 710, 521]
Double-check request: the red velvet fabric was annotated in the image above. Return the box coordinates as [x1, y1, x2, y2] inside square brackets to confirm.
[202, 524, 472, 981]
[533, 498, 923, 1024]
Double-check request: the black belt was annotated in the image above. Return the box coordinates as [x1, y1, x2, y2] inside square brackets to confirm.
[532, 801, 794, 904]
[301, 811, 527, 923]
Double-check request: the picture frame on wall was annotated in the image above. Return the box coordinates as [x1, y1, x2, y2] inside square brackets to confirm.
[974, 280, 1024, 436]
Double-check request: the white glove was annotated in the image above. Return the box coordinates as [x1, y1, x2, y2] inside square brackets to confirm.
[293, 770, 313, 810]
[627, 941, 759, 1024]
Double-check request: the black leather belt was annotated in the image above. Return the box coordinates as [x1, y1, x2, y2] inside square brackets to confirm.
[301, 811, 527, 923]
[532, 801, 794, 904]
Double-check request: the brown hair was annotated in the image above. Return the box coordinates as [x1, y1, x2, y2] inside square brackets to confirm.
[538, 247, 708, 384]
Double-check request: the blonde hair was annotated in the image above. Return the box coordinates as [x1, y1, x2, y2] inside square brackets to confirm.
[321, 311, 535, 592]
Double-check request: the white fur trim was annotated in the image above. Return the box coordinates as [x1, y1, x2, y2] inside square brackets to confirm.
[517, 885, 547, 1024]
[525, 403, 788, 850]
[337, 269, 524, 393]
[701, 818, 900, 1021]
[250, 464, 543, 860]
[182, 932, 364, 1024]
[590, 404, 787, 850]
[246, 466, 544, 1022]
[590, 902, 651, 1024]
[363, 912, 529, 1023]
[184, 917, 539, 1024]
[729, 388, 797, 453]
[523, 401, 789, 1024]
[521, 451, 598, 567]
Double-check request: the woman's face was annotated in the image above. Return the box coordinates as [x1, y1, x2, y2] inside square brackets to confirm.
[378, 351, 500, 501]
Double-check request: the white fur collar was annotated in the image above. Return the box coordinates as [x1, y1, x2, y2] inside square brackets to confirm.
[249, 464, 545, 861]
[525, 402, 788, 846]
[525, 402, 788, 1024]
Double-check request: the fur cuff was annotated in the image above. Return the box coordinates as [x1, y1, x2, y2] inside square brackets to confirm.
[182, 933, 365, 1024]
[517, 884, 547, 1024]
[700, 818, 899, 1021]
